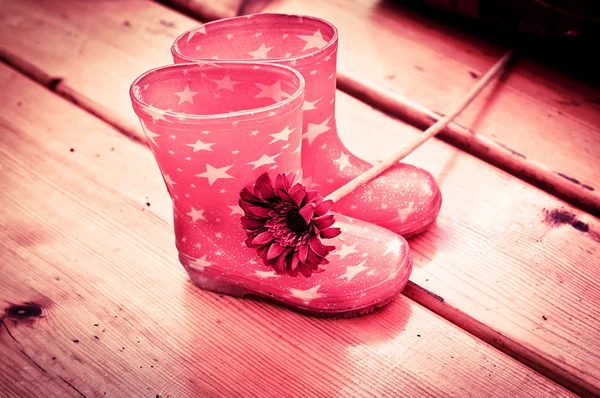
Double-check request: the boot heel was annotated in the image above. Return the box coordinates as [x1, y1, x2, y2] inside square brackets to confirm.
[179, 253, 250, 298]
[188, 272, 250, 298]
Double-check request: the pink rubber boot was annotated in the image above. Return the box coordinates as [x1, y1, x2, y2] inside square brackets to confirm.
[172, 14, 442, 238]
[130, 62, 412, 316]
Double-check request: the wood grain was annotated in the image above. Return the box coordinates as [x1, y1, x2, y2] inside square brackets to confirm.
[1, 0, 599, 395]
[0, 64, 575, 398]
[164, 0, 600, 216]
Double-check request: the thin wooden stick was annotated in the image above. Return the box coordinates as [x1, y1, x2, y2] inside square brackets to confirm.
[326, 49, 514, 202]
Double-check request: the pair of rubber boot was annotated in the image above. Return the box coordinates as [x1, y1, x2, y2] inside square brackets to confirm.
[130, 14, 441, 316]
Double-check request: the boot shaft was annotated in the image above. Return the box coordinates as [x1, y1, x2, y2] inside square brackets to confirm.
[172, 14, 339, 139]
[130, 62, 305, 257]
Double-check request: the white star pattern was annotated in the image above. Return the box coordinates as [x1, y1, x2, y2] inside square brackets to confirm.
[255, 270, 280, 278]
[163, 174, 176, 189]
[383, 236, 403, 256]
[248, 43, 274, 59]
[211, 75, 240, 91]
[289, 285, 323, 303]
[141, 105, 168, 123]
[175, 85, 198, 105]
[334, 152, 352, 172]
[269, 126, 295, 144]
[226, 33, 234, 40]
[140, 120, 160, 146]
[186, 139, 216, 152]
[304, 116, 331, 145]
[186, 25, 206, 43]
[229, 205, 244, 216]
[336, 243, 359, 260]
[189, 255, 211, 271]
[302, 98, 320, 111]
[389, 201, 416, 224]
[297, 29, 328, 52]
[254, 81, 290, 102]
[195, 164, 234, 186]
[248, 152, 281, 170]
[187, 206, 206, 222]
[421, 182, 433, 196]
[338, 260, 368, 282]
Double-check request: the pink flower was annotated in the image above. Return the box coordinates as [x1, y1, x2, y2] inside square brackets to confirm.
[239, 172, 341, 277]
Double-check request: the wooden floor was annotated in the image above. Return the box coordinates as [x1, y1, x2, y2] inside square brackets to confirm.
[0, 0, 598, 397]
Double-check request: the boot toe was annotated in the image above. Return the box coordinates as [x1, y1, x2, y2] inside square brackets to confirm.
[333, 163, 442, 238]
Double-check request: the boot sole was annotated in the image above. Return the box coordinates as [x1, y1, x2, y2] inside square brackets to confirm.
[185, 262, 411, 318]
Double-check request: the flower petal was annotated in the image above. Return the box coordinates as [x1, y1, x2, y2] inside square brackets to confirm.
[299, 204, 315, 224]
[290, 251, 300, 271]
[313, 214, 335, 230]
[303, 190, 319, 206]
[314, 199, 334, 216]
[241, 216, 265, 230]
[267, 243, 287, 260]
[274, 173, 291, 193]
[239, 201, 271, 218]
[285, 172, 296, 188]
[307, 248, 321, 265]
[289, 185, 306, 207]
[254, 173, 273, 195]
[242, 185, 266, 201]
[273, 254, 287, 274]
[297, 263, 313, 277]
[299, 243, 309, 263]
[252, 231, 274, 246]
[320, 227, 341, 239]
[309, 236, 329, 257]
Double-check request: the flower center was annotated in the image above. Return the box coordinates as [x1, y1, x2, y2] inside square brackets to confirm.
[285, 209, 310, 234]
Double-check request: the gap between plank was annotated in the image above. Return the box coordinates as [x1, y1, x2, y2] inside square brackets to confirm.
[402, 282, 592, 397]
[336, 74, 600, 218]
[1, 49, 594, 397]
[0, 49, 148, 149]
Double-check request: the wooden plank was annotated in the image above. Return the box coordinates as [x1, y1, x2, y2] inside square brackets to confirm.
[163, 0, 273, 20]
[0, 0, 599, 395]
[0, 64, 575, 398]
[163, 0, 600, 216]
[0, 0, 200, 142]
